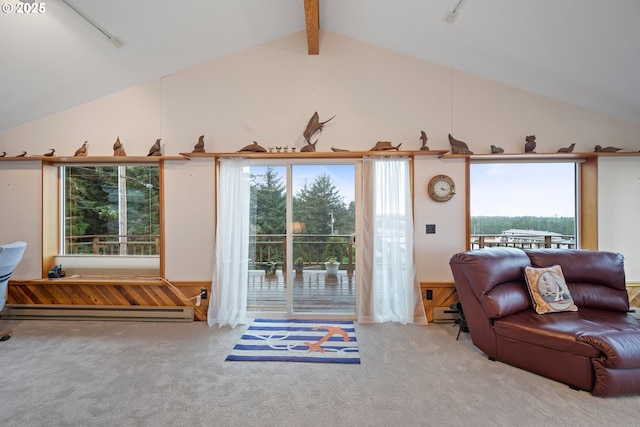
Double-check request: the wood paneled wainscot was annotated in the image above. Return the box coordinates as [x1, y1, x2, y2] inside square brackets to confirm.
[6, 277, 210, 321]
[420, 282, 458, 323]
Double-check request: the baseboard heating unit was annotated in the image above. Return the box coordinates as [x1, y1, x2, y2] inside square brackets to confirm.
[0, 304, 194, 322]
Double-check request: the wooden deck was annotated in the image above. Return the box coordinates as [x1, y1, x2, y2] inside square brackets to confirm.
[247, 270, 356, 314]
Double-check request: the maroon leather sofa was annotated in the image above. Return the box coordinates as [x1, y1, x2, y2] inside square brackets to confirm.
[449, 247, 640, 396]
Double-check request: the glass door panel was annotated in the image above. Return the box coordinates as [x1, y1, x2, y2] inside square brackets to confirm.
[290, 164, 356, 315]
[246, 162, 357, 317]
[246, 165, 287, 312]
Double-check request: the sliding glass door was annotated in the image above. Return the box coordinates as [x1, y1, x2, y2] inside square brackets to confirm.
[246, 161, 358, 317]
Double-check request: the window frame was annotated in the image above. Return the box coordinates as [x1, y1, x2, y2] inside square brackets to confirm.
[466, 157, 596, 251]
[42, 157, 170, 278]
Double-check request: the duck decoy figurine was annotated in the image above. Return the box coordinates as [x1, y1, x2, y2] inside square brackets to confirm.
[16, 151, 27, 157]
[43, 148, 55, 157]
[594, 145, 622, 152]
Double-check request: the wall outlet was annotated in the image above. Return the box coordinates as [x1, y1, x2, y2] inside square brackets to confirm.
[426, 224, 436, 234]
[200, 289, 208, 299]
[426, 289, 433, 300]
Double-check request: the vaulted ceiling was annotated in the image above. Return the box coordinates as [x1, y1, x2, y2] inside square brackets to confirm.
[1, 0, 638, 133]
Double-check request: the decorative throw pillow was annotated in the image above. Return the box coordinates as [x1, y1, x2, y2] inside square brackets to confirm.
[524, 265, 578, 314]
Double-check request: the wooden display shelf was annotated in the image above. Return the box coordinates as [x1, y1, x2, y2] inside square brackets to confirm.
[1, 155, 188, 164]
[440, 151, 640, 160]
[180, 150, 449, 159]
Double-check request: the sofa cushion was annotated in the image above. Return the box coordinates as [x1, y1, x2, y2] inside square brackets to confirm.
[494, 309, 640, 359]
[525, 249, 629, 312]
[524, 265, 578, 314]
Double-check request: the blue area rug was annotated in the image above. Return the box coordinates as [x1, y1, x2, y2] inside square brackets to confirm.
[226, 319, 360, 364]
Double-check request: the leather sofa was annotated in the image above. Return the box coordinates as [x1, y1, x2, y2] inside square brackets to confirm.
[449, 247, 640, 396]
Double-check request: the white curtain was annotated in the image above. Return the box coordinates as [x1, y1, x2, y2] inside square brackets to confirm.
[359, 157, 427, 325]
[208, 158, 251, 328]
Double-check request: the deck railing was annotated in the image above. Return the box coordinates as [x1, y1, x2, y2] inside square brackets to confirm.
[250, 233, 355, 273]
[65, 235, 160, 255]
[64, 234, 355, 270]
[470, 233, 576, 250]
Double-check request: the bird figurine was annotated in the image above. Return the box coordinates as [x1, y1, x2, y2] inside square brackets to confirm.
[490, 145, 504, 154]
[43, 148, 55, 157]
[331, 147, 350, 152]
[16, 151, 27, 157]
[147, 138, 162, 156]
[238, 141, 267, 152]
[557, 143, 576, 153]
[448, 134, 473, 154]
[419, 131, 429, 150]
[192, 135, 205, 153]
[594, 145, 622, 152]
[74, 141, 88, 157]
[524, 135, 536, 153]
[303, 111, 335, 145]
[113, 137, 127, 156]
[1, 151, 7, 157]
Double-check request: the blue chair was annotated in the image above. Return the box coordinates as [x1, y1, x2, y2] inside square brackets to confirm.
[0, 241, 27, 341]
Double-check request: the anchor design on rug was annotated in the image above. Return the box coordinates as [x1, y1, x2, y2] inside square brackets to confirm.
[304, 326, 350, 353]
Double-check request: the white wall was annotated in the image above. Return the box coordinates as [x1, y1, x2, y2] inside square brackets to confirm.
[598, 157, 640, 281]
[1, 30, 640, 282]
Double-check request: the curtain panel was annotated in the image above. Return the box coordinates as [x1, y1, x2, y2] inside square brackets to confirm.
[208, 158, 251, 328]
[359, 157, 427, 325]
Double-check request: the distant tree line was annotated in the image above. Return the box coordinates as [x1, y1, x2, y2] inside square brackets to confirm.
[471, 216, 575, 236]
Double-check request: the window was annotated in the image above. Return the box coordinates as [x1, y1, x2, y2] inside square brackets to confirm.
[469, 162, 577, 250]
[62, 165, 160, 256]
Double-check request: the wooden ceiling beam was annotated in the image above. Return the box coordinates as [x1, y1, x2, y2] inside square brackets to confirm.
[304, 0, 319, 55]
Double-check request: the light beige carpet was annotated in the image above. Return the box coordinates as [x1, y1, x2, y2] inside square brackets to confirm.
[1, 318, 639, 426]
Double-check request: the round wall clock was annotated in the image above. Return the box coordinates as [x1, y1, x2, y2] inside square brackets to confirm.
[428, 174, 455, 202]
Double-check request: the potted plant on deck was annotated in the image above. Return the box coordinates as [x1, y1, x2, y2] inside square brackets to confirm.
[324, 256, 340, 275]
[294, 257, 304, 275]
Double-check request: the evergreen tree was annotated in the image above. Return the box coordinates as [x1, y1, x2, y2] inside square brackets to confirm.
[250, 167, 286, 235]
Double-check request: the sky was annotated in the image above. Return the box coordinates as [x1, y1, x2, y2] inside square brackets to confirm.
[251, 162, 576, 218]
[470, 163, 576, 217]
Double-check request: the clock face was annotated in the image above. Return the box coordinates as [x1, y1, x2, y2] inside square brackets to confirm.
[428, 175, 455, 202]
